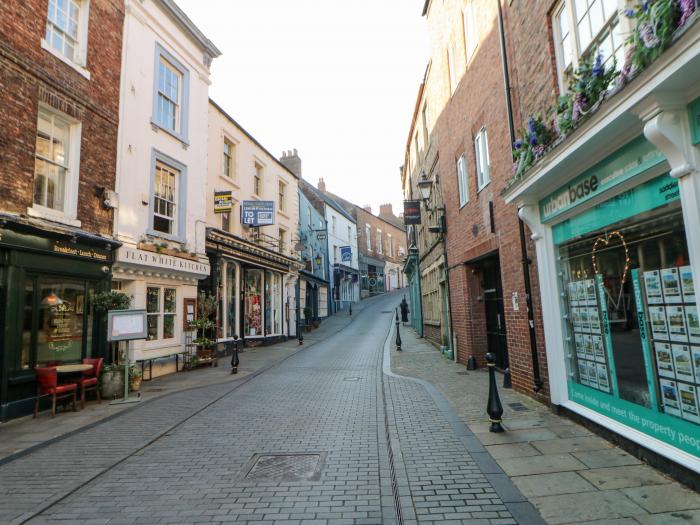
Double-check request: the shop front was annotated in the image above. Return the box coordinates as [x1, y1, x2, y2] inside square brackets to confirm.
[206, 229, 297, 346]
[509, 102, 700, 474]
[403, 245, 423, 334]
[332, 264, 358, 313]
[299, 270, 329, 325]
[359, 255, 385, 298]
[0, 216, 118, 420]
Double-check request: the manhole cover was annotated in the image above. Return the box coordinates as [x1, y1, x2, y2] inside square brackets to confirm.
[243, 453, 326, 481]
[508, 402, 530, 412]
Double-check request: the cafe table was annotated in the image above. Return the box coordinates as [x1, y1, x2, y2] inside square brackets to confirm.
[55, 364, 93, 373]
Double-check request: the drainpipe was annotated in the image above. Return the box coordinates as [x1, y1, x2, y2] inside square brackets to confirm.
[497, 0, 544, 392]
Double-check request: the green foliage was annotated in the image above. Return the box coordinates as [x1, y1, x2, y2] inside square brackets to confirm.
[625, 0, 680, 71]
[92, 291, 131, 312]
[303, 306, 313, 321]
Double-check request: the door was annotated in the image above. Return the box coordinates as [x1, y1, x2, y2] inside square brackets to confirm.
[482, 256, 509, 369]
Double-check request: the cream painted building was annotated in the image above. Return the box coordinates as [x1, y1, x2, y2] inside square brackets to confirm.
[112, 0, 220, 376]
[203, 101, 301, 345]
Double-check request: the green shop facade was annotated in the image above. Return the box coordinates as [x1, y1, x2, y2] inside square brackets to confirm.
[0, 216, 118, 420]
[507, 51, 700, 477]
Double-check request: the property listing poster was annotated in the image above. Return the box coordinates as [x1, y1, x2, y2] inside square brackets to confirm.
[567, 279, 611, 394]
[643, 266, 700, 426]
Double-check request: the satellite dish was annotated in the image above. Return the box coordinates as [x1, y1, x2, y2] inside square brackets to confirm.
[294, 242, 305, 252]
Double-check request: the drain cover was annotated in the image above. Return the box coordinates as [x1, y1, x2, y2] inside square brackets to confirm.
[243, 453, 326, 481]
[508, 402, 530, 412]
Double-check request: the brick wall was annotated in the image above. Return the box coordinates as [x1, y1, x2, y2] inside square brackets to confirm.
[355, 207, 408, 266]
[0, 0, 124, 236]
[424, 0, 551, 402]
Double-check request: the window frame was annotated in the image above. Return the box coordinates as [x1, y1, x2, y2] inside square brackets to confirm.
[151, 44, 190, 144]
[366, 224, 372, 251]
[388, 234, 393, 257]
[222, 137, 236, 179]
[30, 105, 82, 225]
[278, 228, 286, 254]
[278, 179, 287, 212]
[377, 229, 383, 255]
[456, 154, 469, 207]
[146, 286, 177, 342]
[253, 161, 264, 197]
[42, 0, 90, 75]
[463, 1, 478, 63]
[148, 149, 188, 242]
[447, 44, 457, 95]
[475, 128, 491, 191]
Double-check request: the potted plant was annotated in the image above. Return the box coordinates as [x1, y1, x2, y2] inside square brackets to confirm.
[129, 365, 142, 393]
[303, 306, 313, 331]
[188, 292, 217, 367]
[93, 291, 132, 397]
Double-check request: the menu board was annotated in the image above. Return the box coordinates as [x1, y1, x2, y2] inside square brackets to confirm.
[567, 278, 611, 393]
[643, 265, 699, 426]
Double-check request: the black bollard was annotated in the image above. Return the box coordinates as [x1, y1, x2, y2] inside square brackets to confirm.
[486, 352, 504, 433]
[503, 367, 512, 388]
[230, 335, 240, 374]
[395, 308, 402, 351]
[466, 356, 478, 370]
[297, 317, 304, 345]
[349, 303, 352, 316]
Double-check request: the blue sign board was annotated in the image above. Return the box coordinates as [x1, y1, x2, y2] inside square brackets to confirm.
[340, 246, 352, 262]
[241, 201, 275, 227]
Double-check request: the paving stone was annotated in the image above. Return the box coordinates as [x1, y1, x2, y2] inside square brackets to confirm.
[497, 453, 587, 476]
[485, 442, 542, 459]
[579, 465, 673, 490]
[530, 489, 648, 524]
[511, 471, 597, 498]
[621, 484, 700, 513]
[572, 449, 642, 468]
[635, 509, 700, 524]
[474, 428, 559, 445]
[530, 436, 614, 455]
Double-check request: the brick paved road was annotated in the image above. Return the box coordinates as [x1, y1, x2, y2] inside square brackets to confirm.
[0, 293, 540, 524]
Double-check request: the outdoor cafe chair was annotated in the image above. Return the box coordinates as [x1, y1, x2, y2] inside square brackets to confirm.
[33, 367, 78, 418]
[76, 357, 103, 409]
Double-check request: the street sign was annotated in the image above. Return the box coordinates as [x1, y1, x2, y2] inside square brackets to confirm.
[316, 232, 327, 241]
[241, 200, 275, 226]
[403, 200, 421, 225]
[214, 190, 233, 213]
[340, 246, 352, 262]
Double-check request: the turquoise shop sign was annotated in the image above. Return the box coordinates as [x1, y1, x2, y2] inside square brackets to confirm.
[689, 97, 700, 146]
[553, 174, 679, 245]
[540, 136, 666, 223]
[569, 382, 700, 458]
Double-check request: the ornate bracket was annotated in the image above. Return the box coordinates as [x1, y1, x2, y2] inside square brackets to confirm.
[517, 203, 544, 241]
[642, 108, 699, 179]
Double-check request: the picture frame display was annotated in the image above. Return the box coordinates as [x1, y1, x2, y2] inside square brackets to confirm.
[644, 270, 664, 304]
[678, 383, 700, 424]
[672, 344, 695, 383]
[660, 378, 682, 417]
[666, 306, 688, 342]
[649, 306, 669, 340]
[685, 305, 700, 344]
[654, 342, 675, 379]
[680, 265, 695, 302]
[661, 268, 683, 304]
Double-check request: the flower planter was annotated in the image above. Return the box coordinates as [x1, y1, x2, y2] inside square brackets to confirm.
[130, 375, 142, 393]
[100, 370, 124, 399]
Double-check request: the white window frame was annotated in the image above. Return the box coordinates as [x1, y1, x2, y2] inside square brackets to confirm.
[29, 105, 82, 226]
[332, 216, 337, 235]
[146, 286, 177, 342]
[421, 104, 429, 150]
[307, 208, 312, 227]
[377, 229, 383, 255]
[347, 225, 351, 242]
[447, 44, 457, 95]
[151, 45, 190, 144]
[278, 179, 287, 212]
[456, 154, 469, 207]
[464, 1, 478, 63]
[475, 128, 490, 191]
[279, 228, 286, 254]
[388, 234, 393, 257]
[552, 0, 624, 93]
[253, 161, 264, 197]
[42, 0, 90, 77]
[148, 150, 187, 242]
[366, 224, 372, 252]
[223, 137, 236, 179]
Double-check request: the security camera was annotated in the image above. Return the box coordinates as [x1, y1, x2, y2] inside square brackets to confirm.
[101, 266, 110, 274]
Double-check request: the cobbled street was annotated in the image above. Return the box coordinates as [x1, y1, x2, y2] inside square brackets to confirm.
[0, 293, 540, 525]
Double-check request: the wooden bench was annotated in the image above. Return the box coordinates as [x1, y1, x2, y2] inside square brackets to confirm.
[135, 351, 186, 381]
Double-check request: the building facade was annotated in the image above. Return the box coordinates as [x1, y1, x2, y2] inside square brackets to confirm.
[111, 0, 220, 377]
[204, 102, 300, 345]
[0, 0, 124, 419]
[502, 0, 700, 476]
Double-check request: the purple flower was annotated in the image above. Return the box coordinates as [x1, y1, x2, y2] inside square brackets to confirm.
[623, 8, 636, 17]
[592, 52, 603, 77]
[533, 145, 546, 159]
[679, 0, 695, 27]
[526, 117, 537, 135]
[639, 21, 660, 48]
[572, 93, 587, 122]
[618, 44, 636, 85]
[528, 133, 538, 146]
[642, 0, 651, 12]
[513, 139, 524, 149]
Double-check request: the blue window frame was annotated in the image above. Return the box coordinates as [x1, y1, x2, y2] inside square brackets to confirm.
[148, 149, 188, 243]
[151, 44, 190, 144]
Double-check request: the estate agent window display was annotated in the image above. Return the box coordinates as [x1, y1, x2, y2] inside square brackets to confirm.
[555, 173, 700, 458]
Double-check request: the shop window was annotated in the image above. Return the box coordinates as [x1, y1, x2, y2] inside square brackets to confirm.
[43, 0, 89, 68]
[265, 271, 282, 335]
[33, 107, 80, 221]
[556, 174, 700, 447]
[244, 269, 263, 336]
[21, 277, 95, 369]
[152, 45, 190, 142]
[224, 262, 237, 339]
[146, 286, 176, 341]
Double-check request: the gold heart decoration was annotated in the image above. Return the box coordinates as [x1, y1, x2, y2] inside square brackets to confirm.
[591, 230, 631, 288]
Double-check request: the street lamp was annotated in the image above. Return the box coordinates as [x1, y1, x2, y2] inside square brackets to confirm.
[417, 171, 433, 202]
[314, 254, 322, 267]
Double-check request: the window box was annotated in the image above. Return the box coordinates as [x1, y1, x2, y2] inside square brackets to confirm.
[137, 241, 198, 261]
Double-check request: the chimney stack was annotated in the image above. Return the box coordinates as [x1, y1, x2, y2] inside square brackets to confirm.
[363, 205, 372, 213]
[379, 203, 394, 219]
[317, 177, 326, 192]
[279, 148, 302, 178]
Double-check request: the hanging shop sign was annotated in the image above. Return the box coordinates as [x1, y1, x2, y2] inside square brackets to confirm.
[340, 246, 352, 263]
[214, 190, 233, 213]
[540, 136, 666, 223]
[316, 232, 327, 241]
[403, 200, 422, 225]
[241, 200, 275, 227]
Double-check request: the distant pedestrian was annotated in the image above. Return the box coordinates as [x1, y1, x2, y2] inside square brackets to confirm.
[400, 296, 409, 324]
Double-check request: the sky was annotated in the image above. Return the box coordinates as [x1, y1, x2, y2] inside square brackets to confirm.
[176, 0, 429, 216]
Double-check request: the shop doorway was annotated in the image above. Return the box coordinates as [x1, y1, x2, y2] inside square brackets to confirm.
[482, 256, 509, 370]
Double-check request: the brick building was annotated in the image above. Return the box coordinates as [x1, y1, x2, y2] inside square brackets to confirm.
[417, 0, 549, 397]
[0, 0, 124, 419]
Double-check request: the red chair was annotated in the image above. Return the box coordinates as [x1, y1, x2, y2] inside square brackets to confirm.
[76, 357, 103, 409]
[33, 367, 78, 418]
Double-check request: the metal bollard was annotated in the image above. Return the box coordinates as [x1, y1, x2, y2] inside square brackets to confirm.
[297, 317, 304, 345]
[395, 308, 402, 351]
[486, 352, 504, 433]
[349, 303, 352, 316]
[503, 367, 512, 388]
[230, 335, 240, 375]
